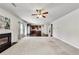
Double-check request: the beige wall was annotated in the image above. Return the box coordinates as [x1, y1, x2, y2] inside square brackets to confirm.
[0, 8, 22, 42]
[52, 8, 79, 49]
[41, 24, 49, 35]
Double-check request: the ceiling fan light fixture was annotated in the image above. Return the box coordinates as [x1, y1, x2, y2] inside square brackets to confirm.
[32, 9, 48, 18]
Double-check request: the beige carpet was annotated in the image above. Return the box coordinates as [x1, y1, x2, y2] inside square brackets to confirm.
[1, 37, 79, 55]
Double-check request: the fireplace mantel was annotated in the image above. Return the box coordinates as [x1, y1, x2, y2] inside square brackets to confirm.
[0, 29, 11, 34]
[0, 30, 11, 53]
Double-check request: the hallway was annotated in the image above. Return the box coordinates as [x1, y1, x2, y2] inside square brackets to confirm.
[1, 37, 79, 55]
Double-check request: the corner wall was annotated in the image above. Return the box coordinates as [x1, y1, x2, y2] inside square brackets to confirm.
[53, 8, 79, 49]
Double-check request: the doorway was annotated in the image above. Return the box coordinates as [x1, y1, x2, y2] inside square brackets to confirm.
[30, 25, 41, 36]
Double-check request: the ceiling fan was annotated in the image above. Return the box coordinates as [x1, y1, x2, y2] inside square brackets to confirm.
[32, 9, 48, 18]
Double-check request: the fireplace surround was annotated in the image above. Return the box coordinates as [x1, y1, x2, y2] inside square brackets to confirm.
[0, 33, 11, 53]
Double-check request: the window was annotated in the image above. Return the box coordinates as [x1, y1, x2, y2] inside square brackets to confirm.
[20, 23, 24, 35]
[24, 25, 27, 36]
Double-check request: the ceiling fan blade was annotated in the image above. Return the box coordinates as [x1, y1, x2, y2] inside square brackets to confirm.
[36, 9, 42, 14]
[43, 12, 48, 14]
[36, 9, 39, 12]
[42, 15, 46, 18]
[32, 14, 37, 15]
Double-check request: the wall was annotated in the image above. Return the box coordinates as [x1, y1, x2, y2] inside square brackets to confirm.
[52, 8, 79, 49]
[0, 8, 22, 42]
[41, 24, 49, 35]
[18, 20, 27, 39]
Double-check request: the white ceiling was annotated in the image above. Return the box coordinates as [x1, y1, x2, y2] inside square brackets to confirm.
[0, 3, 79, 25]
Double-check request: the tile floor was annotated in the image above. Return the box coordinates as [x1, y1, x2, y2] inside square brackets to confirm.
[1, 37, 79, 55]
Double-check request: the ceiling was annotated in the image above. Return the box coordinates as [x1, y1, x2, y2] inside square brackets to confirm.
[0, 3, 79, 25]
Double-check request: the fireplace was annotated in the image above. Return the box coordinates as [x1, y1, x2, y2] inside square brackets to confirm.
[0, 33, 11, 53]
[0, 37, 8, 45]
